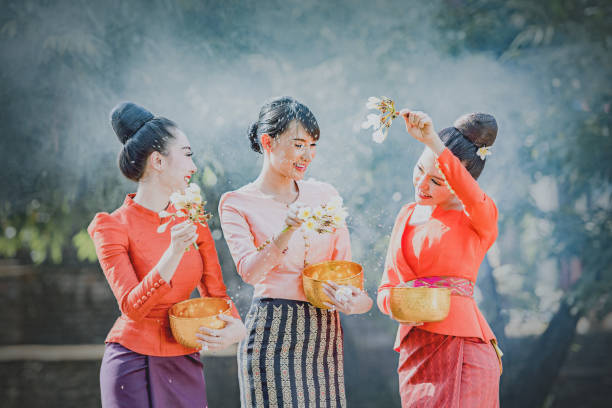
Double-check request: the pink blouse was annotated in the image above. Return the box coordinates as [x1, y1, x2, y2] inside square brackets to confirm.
[219, 178, 351, 301]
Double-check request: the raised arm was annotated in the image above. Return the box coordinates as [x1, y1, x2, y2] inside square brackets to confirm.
[435, 148, 498, 240]
[398, 109, 498, 242]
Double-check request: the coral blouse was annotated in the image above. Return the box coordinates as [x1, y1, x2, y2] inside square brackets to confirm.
[219, 179, 351, 301]
[377, 148, 498, 351]
[88, 194, 239, 357]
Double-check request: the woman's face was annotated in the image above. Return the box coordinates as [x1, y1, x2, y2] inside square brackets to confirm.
[267, 120, 317, 180]
[413, 148, 454, 207]
[159, 128, 197, 191]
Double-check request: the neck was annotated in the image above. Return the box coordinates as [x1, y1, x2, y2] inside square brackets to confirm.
[133, 178, 172, 213]
[438, 196, 463, 211]
[254, 158, 298, 196]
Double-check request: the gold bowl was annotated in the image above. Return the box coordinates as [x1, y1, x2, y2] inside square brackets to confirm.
[168, 297, 231, 348]
[389, 287, 451, 323]
[302, 260, 363, 309]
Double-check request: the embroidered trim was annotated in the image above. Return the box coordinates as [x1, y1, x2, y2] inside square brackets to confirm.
[305, 305, 318, 404]
[265, 305, 282, 407]
[252, 305, 267, 407]
[294, 304, 307, 408]
[317, 307, 328, 406]
[279, 306, 293, 407]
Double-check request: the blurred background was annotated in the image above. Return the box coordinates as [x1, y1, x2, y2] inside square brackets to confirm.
[0, 0, 610, 407]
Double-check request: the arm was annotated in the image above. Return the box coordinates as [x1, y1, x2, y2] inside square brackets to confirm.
[88, 213, 186, 322]
[195, 222, 241, 319]
[331, 224, 351, 261]
[434, 148, 498, 240]
[323, 194, 372, 315]
[399, 109, 498, 242]
[376, 205, 414, 316]
[218, 197, 284, 285]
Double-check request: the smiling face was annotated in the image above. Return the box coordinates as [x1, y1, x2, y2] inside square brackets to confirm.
[412, 148, 454, 207]
[267, 120, 317, 180]
[158, 127, 197, 192]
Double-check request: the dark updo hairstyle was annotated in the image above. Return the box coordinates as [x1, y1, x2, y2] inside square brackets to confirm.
[438, 112, 498, 180]
[248, 96, 320, 153]
[110, 102, 177, 181]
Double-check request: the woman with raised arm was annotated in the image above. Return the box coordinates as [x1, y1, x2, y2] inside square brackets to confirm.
[219, 96, 372, 407]
[377, 109, 503, 407]
[89, 102, 245, 408]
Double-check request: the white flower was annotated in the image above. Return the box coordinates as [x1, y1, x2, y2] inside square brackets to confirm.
[361, 113, 382, 130]
[185, 190, 202, 204]
[159, 210, 172, 218]
[366, 96, 382, 110]
[304, 218, 316, 231]
[298, 207, 312, 220]
[372, 128, 386, 143]
[313, 206, 324, 218]
[170, 192, 189, 210]
[476, 146, 492, 160]
[186, 183, 200, 194]
[335, 286, 353, 303]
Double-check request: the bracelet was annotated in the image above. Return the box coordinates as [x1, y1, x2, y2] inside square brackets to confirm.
[256, 237, 289, 254]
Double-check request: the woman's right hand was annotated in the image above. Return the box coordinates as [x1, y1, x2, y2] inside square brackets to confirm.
[272, 204, 304, 253]
[169, 220, 198, 255]
[283, 203, 305, 232]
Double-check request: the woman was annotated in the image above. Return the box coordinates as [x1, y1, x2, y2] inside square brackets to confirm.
[219, 96, 373, 407]
[88, 102, 246, 408]
[377, 109, 503, 407]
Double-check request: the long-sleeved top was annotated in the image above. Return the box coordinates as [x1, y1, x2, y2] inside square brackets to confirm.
[377, 148, 498, 351]
[219, 178, 351, 301]
[88, 194, 240, 357]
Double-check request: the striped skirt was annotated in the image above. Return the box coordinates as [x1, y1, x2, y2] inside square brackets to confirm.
[238, 298, 346, 408]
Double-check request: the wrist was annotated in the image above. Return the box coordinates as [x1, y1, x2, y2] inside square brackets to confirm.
[426, 135, 445, 156]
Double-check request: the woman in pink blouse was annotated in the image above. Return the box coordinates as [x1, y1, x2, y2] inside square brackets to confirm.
[219, 96, 372, 407]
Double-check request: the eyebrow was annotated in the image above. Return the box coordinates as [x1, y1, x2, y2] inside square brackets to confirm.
[417, 164, 444, 182]
[292, 138, 316, 142]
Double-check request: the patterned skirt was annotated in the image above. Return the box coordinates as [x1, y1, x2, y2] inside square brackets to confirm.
[398, 328, 500, 408]
[238, 298, 346, 408]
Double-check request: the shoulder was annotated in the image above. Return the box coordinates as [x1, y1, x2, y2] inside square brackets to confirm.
[301, 178, 340, 199]
[393, 202, 416, 223]
[219, 184, 257, 214]
[87, 210, 127, 240]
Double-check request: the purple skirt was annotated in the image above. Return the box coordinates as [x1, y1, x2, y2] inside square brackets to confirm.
[100, 342, 208, 408]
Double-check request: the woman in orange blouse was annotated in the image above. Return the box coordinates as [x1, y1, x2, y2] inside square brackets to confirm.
[89, 102, 245, 408]
[377, 109, 502, 407]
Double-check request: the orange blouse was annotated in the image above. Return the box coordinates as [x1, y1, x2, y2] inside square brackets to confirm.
[377, 148, 498, 351]
[88, 194, 240, 357]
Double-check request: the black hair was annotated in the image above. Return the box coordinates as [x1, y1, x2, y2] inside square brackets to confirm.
[439, 112, 498, 180]
[110, 102, 177, 181]
[248, 96, 320, 153]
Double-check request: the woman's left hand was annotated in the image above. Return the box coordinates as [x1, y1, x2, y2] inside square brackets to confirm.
[322, 281, 372, 315]
[196, 314, 247, 352]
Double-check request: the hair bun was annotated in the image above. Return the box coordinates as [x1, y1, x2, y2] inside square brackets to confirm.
[110, 102, 154, 144]
[453, 112, 497, 147]
[248, 122, 261, 153]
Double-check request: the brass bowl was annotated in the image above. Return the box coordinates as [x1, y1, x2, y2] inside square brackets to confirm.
[302, 260, 363, 309]
[389, 287, 451, 323]
[168, 297, 231, 348]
